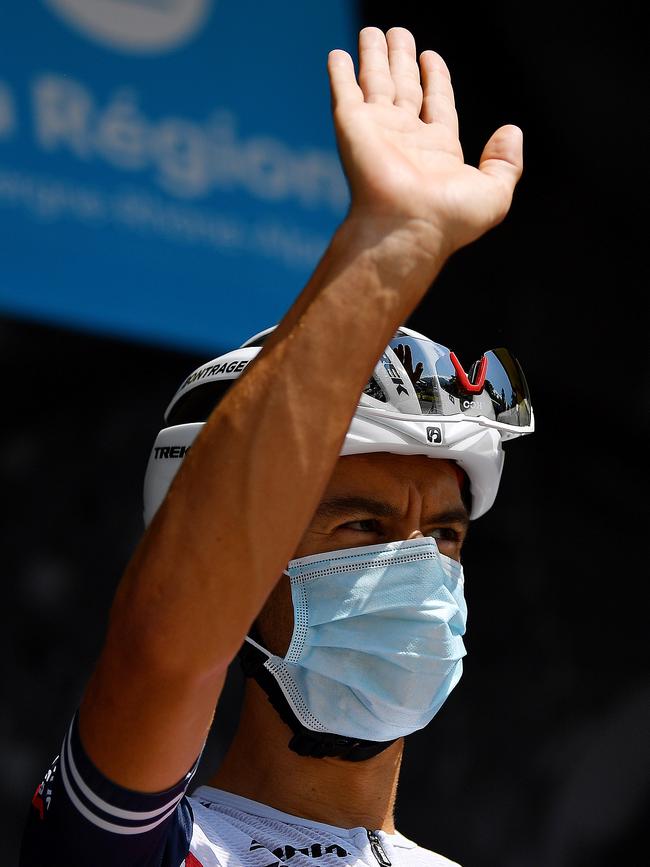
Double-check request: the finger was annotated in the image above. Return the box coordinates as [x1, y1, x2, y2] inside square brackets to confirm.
[327, 49, 363, 111]
[419, 50, 458, 137]
[357, 27, 395, 105]
[414, 362, 424, 380]
[386, 27, 422, 115]
[478, 125, 524, 194]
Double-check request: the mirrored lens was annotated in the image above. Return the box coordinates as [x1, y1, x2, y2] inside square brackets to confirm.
[433, 352, 497, 419]
[435, 347, 531, 425]
[362, 336, 531, 427]
[483, 348, 532, 426]
[387, 336, 454, 415]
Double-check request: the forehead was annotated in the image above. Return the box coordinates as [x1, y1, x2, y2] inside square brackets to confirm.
[324, 453, 463, 501]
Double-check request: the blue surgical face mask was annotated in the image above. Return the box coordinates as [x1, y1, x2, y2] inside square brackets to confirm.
[245, 536, 467, 743]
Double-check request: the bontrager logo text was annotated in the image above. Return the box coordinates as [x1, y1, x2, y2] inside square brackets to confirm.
[181, 359, 249, 388]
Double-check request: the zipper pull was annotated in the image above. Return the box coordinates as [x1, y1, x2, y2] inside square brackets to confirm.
[367, 829, 392, 867]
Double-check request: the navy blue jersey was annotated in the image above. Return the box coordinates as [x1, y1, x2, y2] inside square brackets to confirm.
[19, 713, 198, 867]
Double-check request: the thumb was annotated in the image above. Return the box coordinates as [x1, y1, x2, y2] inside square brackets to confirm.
[478, 124, 524, 192]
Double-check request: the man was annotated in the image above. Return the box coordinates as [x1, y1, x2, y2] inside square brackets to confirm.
[20, 26, 531, 867]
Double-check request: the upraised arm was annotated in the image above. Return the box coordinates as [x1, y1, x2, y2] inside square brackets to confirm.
[78, 27, 523, 793]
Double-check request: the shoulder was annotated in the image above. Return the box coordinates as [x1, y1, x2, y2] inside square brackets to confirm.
[19, 713, 198, 867]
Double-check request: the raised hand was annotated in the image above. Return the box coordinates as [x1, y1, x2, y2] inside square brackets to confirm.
[328, 27, 523, 258]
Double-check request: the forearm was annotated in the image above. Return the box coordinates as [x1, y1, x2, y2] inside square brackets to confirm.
[110, 215, 446, 671]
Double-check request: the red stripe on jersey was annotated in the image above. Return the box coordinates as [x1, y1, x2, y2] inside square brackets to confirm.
[186, 854, 204, 867]
[31, 785, 45, 821]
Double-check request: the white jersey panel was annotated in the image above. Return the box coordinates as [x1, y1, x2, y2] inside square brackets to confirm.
[187, 786, 461, 867]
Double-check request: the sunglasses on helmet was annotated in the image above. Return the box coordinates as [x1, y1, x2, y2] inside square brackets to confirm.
[361, 334, 533, 437]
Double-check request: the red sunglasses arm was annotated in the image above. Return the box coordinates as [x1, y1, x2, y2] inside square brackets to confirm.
[449, 352, 488, 394]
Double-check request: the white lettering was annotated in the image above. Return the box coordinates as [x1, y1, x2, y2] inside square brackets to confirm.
[29, 73, 348, 212]
[32, 75, 93, 158]
[153, 117, 211, 198]
[0, 168, 329, 269]
[244, 137, 292, 201]
[0, 169, 106, 221]
[95, 89, 148, 169]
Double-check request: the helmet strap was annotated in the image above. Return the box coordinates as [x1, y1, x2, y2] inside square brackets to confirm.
[237, 632, 398, 762]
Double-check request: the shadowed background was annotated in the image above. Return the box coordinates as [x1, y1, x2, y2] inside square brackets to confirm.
[1, 2, 647, 865]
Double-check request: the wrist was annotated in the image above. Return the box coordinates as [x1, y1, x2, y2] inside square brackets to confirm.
[332, 210, 451, 295]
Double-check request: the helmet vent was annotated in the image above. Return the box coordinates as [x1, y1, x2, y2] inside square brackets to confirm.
[165, 380, 233, 426]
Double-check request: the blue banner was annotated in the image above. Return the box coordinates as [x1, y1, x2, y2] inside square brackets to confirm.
[0, 1, 356, 353]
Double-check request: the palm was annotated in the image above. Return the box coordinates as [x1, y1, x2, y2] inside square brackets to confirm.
[337, 101, 464, 207]
[328, 28, 523, 254]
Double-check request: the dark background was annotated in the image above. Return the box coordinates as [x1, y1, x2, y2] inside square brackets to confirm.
[2, 3, 647, 865]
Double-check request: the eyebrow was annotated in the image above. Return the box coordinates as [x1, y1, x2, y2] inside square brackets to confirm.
[315, 496, 470, 528]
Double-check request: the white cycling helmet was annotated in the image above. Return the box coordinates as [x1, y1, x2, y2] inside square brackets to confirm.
[143, 324, 534, 525]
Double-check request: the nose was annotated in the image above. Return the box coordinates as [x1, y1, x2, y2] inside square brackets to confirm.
[407, 530, 424, 540]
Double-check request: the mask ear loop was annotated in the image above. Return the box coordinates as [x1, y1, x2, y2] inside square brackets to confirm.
[244, 634, 272, 656]
[243, 566, 293, 656]
[237, 605, 398, 762]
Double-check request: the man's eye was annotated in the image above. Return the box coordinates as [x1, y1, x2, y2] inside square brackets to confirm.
[430, 527, 460, 542]
[341, 519, 380, 533]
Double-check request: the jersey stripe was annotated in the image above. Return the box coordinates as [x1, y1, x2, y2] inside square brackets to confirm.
[63, 724, 185, 822]
[60, 743, 182, 835]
